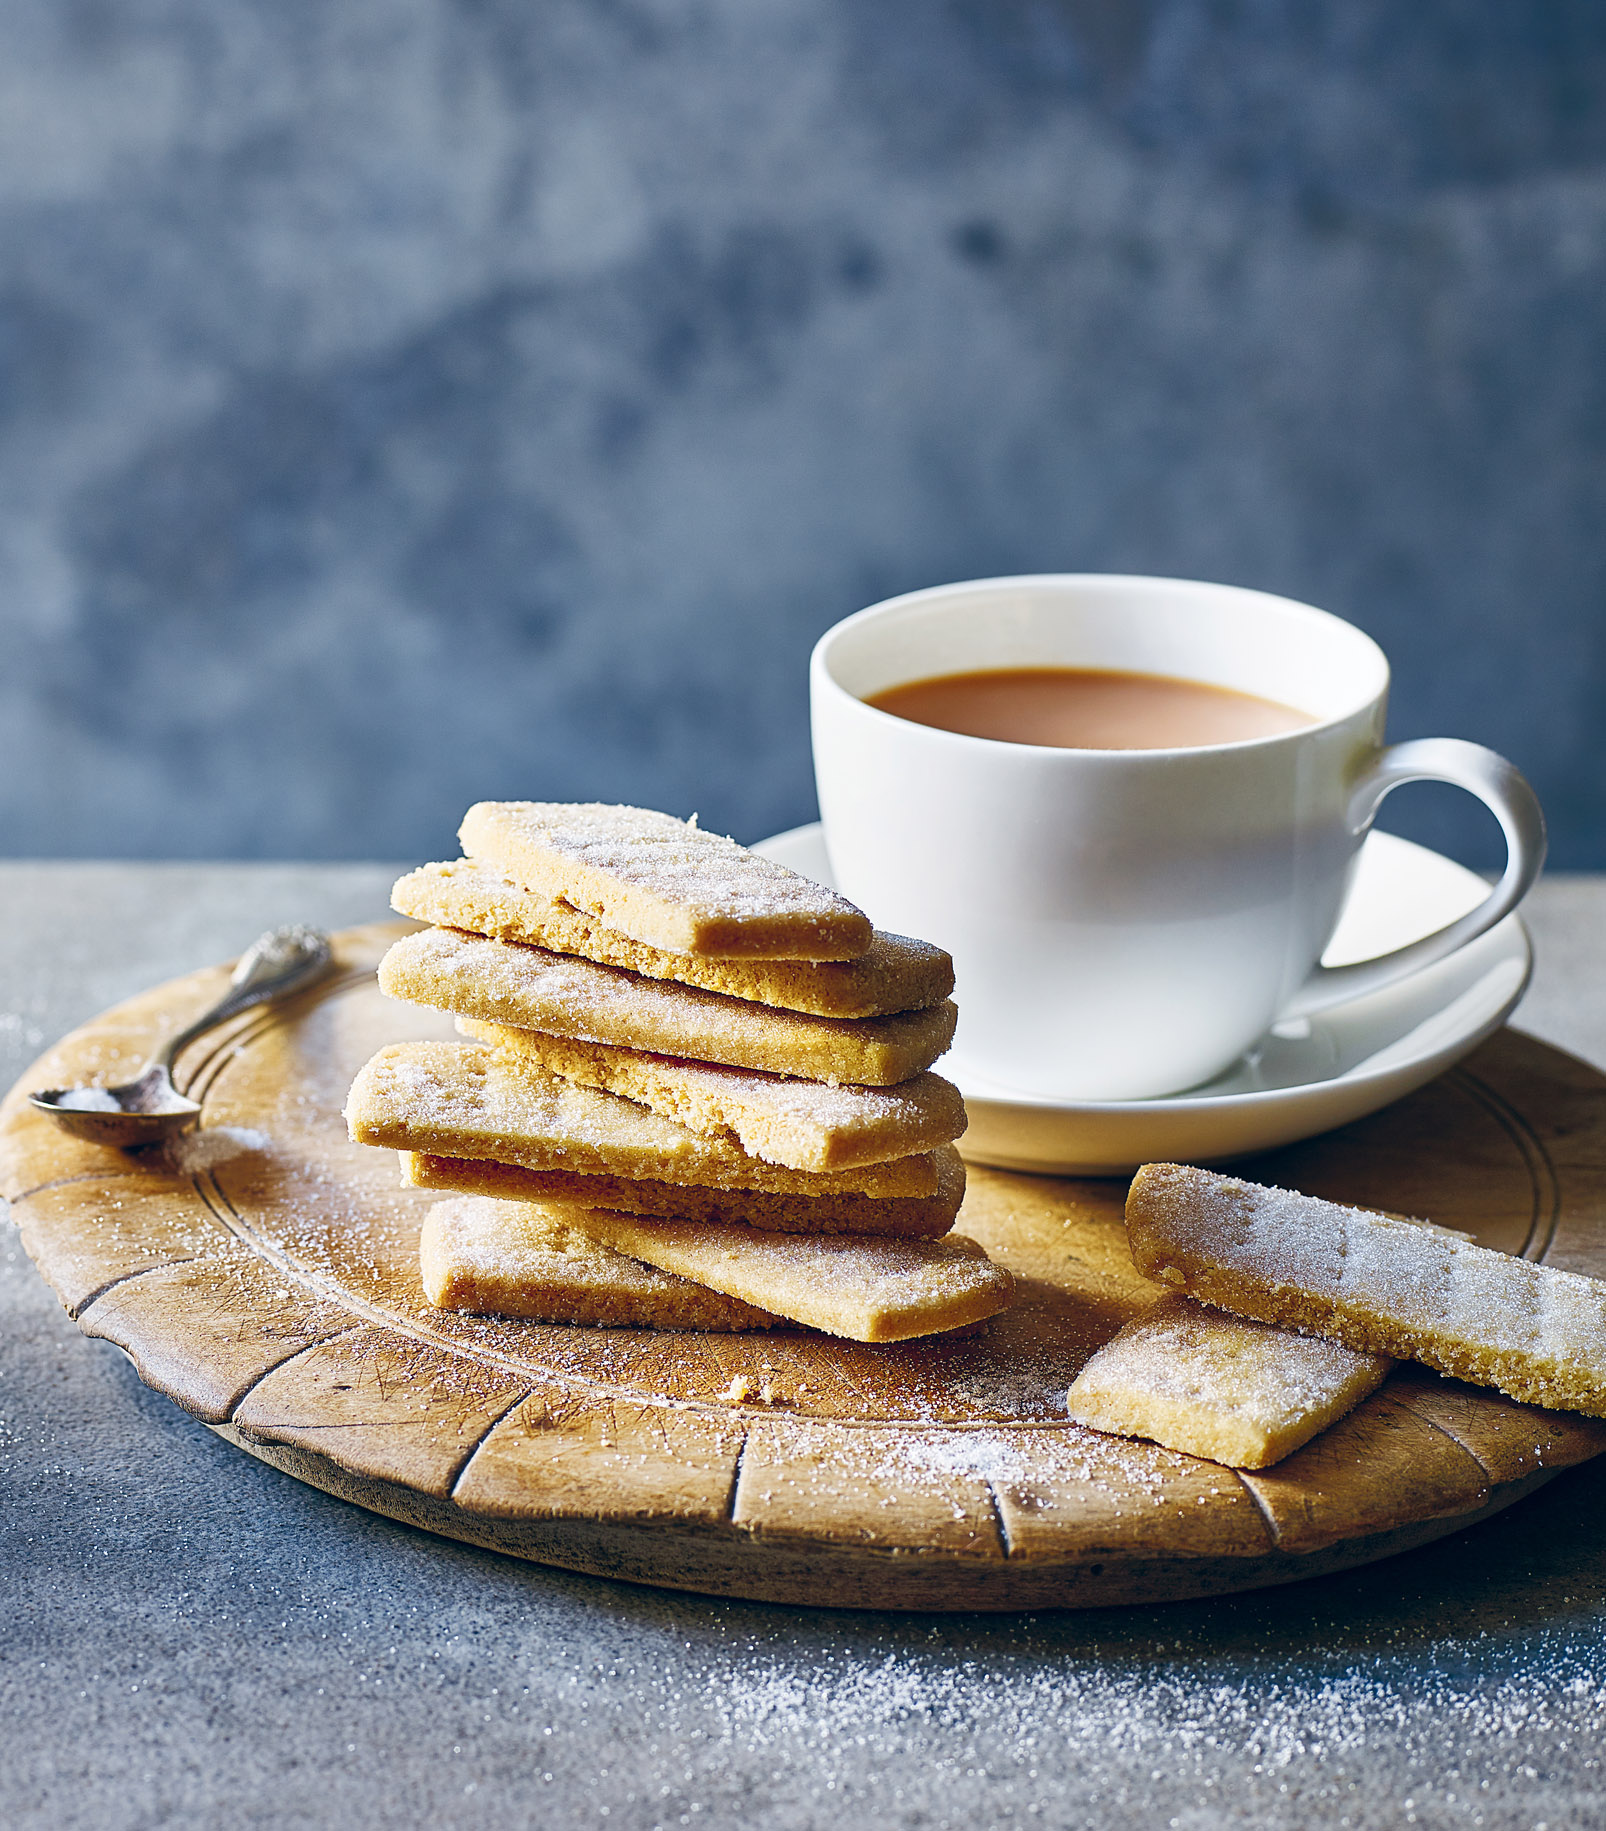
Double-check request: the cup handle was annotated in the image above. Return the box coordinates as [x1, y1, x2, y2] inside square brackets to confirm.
[1280, 738, 1546, 1020]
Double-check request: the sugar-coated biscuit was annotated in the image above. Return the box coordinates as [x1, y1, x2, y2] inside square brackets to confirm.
[379, 926, 956, 1087]
[567, 1208, 1013, 1343]
[1065, 1294, 1392, 1469]
[458, 801, 872, 959]
[401, 1152, 964, 1238]
[391, 860, 953, 1017]
[348, 1040, 941, 1196]
[420, 1196, 780, 1329]
[1126, 1163, 1606, 1419]
[466, 1022, 966, 1173]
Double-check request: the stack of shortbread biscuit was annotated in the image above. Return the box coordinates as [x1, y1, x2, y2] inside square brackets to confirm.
[346, 802, 1013, 1343]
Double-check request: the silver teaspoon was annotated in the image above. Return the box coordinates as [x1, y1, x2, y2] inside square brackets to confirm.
[30, 924, 334, 1149]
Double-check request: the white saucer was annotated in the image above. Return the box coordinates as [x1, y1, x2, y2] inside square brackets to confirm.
[753, 823, 1532, 1176]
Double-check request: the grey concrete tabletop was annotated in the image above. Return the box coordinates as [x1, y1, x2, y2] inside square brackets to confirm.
[3, 862, 1605, 1831]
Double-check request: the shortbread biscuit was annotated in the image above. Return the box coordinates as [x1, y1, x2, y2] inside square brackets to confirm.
[568, 1209, 1013, 1342]
[392, 861, 953, 1017]
[458, 801, 872, 959]
[348, 1041, 941, 1196]
[378, 925, 956, 1085]
[420, 1197, 780, 1329]
[1066, 1295, 1392, 1468]
[402, 1152, 964, 1238]
[1126, 1163, 1606, 1419]
[465, 1022, 967, 1173]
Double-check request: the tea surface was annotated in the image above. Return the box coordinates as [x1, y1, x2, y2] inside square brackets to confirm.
[867, 667, 1314, 750]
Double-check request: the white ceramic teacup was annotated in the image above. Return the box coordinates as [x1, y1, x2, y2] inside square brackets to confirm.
[810, 574, 1545, 1101]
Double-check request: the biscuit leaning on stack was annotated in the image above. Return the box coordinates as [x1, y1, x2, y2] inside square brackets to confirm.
[345, 802, 1013, 1342]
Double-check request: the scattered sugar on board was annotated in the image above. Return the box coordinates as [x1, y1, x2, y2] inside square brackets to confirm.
[160, 1125, 271, 1173]
[872, 1427, 1039, 1490]
[929, 1334, 1090, 1421]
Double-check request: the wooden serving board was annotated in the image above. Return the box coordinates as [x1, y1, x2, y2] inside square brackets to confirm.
[6, 922, 1606, 1611]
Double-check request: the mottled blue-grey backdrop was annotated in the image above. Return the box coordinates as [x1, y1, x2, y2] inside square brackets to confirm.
[2, 1, 1603, 865]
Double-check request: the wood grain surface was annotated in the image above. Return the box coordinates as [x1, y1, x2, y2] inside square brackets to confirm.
[4, 922, 1606, 1610]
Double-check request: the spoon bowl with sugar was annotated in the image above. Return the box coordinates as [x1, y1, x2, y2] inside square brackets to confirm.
[30, 925, 334, 1149]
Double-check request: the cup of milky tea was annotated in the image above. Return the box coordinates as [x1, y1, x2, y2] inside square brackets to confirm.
[810, 574, 1544, 1100]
